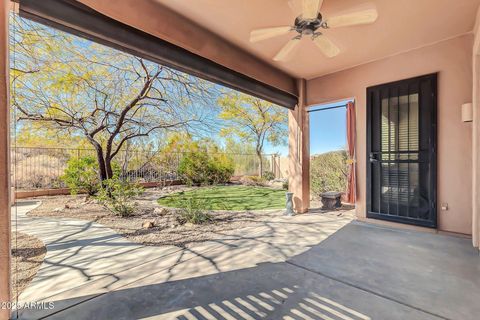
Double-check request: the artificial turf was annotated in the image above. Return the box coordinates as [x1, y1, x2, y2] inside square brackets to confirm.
[157, 185, 286, 211]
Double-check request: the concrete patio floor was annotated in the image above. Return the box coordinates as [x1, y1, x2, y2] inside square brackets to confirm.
[12, 201, 480, 319]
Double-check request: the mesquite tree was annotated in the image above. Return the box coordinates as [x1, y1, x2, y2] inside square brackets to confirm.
[218, 92, 287, 176]
[11, 16, 216, 181]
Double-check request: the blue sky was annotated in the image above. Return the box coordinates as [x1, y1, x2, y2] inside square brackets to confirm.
[264, 101, 348, 156]
[309, 102, 348, 155]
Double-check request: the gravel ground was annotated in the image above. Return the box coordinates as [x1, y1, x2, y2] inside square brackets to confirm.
[11, 232, 46, 299]
[27, 187, 286, 247]
[27, 186, 355, 248]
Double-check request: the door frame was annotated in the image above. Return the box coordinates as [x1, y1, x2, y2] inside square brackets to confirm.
[366, 73, 437, 228]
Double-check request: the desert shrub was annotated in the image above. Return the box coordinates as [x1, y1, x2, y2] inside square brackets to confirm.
[282, 180, 289, 190]
[240, 175, 267, 187]
[209, 153, 235, 184]
[176, 196, 213, 225]
[178, 151, 209, 185]
[310, 150, 348, 199]
[178, 150, 234, 186]
[61, 156, 100, 195]
[96, 178, 144, 217]
[262, 171, 275, 181]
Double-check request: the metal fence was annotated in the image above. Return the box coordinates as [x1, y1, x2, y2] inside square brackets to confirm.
[11, 147, 282, 190]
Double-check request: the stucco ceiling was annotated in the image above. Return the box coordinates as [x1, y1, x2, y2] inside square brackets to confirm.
[155, 0, 480, 80]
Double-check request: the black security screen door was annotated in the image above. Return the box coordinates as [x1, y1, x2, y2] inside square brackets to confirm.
[366, 74, 437, 228]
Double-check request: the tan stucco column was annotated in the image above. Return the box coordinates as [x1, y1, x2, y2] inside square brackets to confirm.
[0, 0, 10, 317]
[288, 79, 310, 213]
[472, 8, 480, 249]
[473, 53, 480, 248]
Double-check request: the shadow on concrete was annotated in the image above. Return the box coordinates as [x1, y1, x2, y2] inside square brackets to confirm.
[39, 262, 375, 320]
[19, 222, 480, 320]
[13, 200, 40, 207]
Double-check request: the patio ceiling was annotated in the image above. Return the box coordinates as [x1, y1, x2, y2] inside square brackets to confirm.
[19, 0, 299, 108]
[156, 0, 480, 79]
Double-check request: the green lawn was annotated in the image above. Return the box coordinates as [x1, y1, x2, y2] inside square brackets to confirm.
[157, 185, 286, 211]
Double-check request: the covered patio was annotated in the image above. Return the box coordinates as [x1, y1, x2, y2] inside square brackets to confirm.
[13, 201, 480, 319]
[1, 0, 480, 319]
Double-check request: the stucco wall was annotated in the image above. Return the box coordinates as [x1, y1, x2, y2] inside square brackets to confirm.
[76, 0, 297, 96]
[471, 7, 480, 247]
[288, 79, 310, 213]
[307, 34, 474, 235]
[0, 0, 10, 316]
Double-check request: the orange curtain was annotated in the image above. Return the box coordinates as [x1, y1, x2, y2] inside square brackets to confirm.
[346, 101, 356, 203]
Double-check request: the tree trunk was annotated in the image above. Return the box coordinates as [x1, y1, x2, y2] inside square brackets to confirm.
[94, 147, 108, 181]
[105, 156, 114, 179]
[257, 151, 263, 177]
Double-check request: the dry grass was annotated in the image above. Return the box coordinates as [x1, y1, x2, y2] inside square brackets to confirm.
[11, 232, 46, 299]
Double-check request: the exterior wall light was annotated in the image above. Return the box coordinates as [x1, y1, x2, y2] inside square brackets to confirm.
[462, 103, 473, 122]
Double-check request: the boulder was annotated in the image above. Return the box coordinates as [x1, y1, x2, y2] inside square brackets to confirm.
[153, 207, 167, 215]
[142, 220, 155, 229]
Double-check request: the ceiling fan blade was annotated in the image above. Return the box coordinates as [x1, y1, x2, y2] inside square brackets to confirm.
[302, 0, 323, 20]
[273, 38, 301, 61]
[250, 26, 292, 43]
[287, 0, 297, 12]
[324, 6, 378, 28]
[313, 35, 340, 58]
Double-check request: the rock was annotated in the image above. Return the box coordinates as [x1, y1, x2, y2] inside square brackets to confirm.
[184, 222, 195, 228]
[142, 220, 155, 229]
[153, 207, 167, 215]
[170, 224, 177, 228]
[53, 207, 63, 212]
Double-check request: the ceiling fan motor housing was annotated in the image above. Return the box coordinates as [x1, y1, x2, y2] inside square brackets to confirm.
[294, 13, 324, 36]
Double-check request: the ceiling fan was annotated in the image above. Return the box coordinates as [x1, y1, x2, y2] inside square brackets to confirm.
[249, 0, 378, 61]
